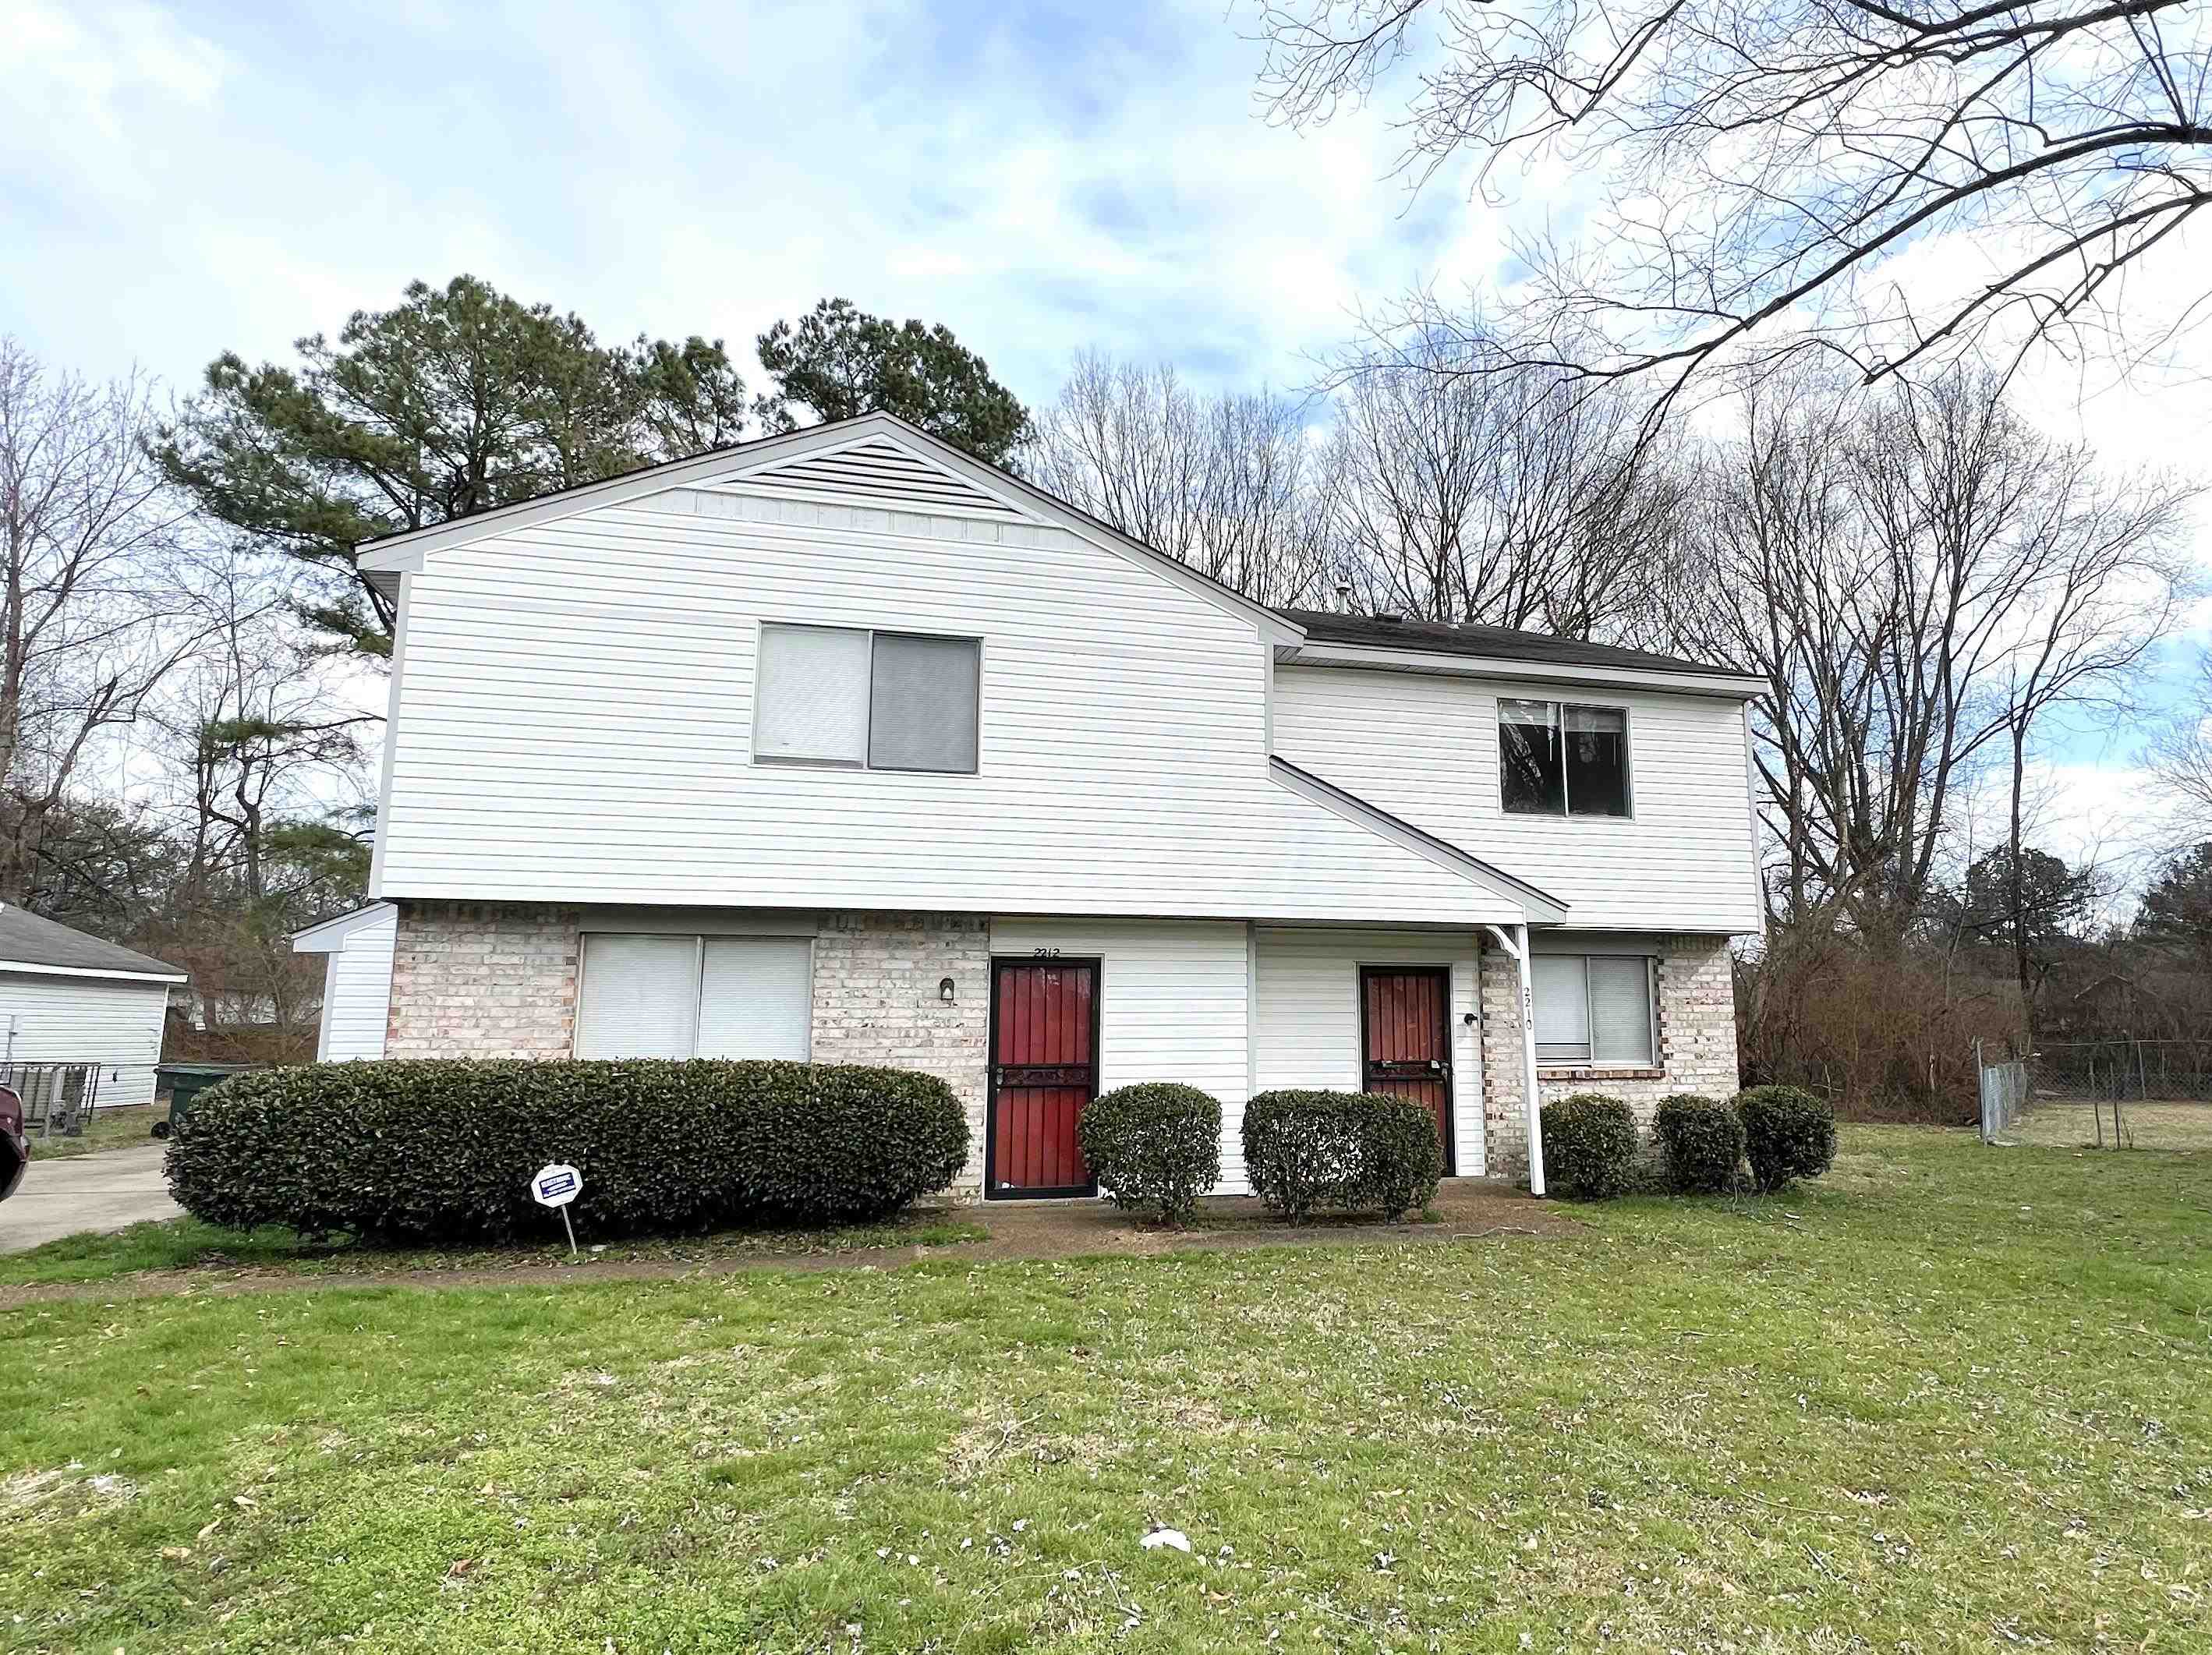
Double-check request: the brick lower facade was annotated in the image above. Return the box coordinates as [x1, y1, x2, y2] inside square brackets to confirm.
[1478, 934, 1740, 1183]
[386, 900, 582, 1057]
[807, 912, 992, 1198]
[378, 901, 1737, 1201]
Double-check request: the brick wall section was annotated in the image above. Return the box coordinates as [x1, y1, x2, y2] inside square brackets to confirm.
[385, 900, 582, 1057]
[1478, 935, 1740, 1184]
[808, 912, 993, 1200]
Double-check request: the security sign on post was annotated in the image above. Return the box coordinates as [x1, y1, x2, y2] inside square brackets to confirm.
[532, 1162, 583, 1258]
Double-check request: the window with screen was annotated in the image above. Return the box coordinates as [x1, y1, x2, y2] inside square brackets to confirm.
[756, 624, 979, 773]
[1499, 699, 1630, 816]
[575, 933, 812, 1059]
[1531, 953, 1655, 1066]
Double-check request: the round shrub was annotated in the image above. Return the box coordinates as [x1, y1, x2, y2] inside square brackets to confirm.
[1735, 1084, 1836, 1194]
[1241, 1090, 1443, 1223]
[165, 1059, 971, 1243]
[1539, 1093, 1640, 1199]
[1653, 1093, 1747, 1195]
[1078, 1082, 1223, 1224]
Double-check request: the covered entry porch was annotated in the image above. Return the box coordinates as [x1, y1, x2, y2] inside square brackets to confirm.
[981, 918, 1555, 1201]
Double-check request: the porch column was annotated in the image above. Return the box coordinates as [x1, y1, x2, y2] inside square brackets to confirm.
[1483, 921, 1548, 1197]
[1514, 922, 1547, 1198]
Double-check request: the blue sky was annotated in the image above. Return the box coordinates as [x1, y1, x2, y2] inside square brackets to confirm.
[5, 0, 2207, 873]
[1, 1, 1485, 401]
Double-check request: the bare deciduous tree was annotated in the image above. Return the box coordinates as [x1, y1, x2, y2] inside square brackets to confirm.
[1319, 332, 1690, 638]
[1251, 1, 2212, 407]
[1683, 365, 2196, 952]
[1025, 354, 1336, 606]
[0, 339, 204, 900]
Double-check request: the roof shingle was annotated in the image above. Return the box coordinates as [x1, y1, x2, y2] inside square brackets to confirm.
[1276, 608, 1761, 681]
[0, 906, 186, 979]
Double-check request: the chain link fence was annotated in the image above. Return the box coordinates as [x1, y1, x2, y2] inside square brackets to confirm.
[1977, 1038, 2212, 1150]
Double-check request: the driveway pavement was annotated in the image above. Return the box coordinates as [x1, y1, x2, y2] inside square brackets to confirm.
[0, 1143, 180, 1254]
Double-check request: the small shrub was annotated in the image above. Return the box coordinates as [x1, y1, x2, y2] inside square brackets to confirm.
[1539, 1093, 1640, 1199]
[1078, 1082, 1222, 1223]
[1241, 1090, 1442, 1222]
[166, 1059, 970, 1243]
[1735, 1084, 1837, 1193]
[1653, 1093, 1746, 1194]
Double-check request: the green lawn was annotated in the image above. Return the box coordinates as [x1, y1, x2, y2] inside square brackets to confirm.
[0, 1211, 992, 1289]
[23, 1102, 164, 1159]
[4, 1128, 2207, 1653]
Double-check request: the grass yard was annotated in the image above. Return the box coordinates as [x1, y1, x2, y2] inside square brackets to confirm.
[23, 1102, 164, 1160]
[4, 1128, 2208, 1653]
[2003, 1097, 2212, 1151]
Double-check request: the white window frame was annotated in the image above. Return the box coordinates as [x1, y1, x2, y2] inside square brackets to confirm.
[752, 621, 982, 774]
[1533, 953, 1657, 1068]
[572, 932, 815, 1059]
[1498, 698, 1635, 819]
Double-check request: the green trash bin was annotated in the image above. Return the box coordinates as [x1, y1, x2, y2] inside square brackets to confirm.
[154, 1063, 262, 1138]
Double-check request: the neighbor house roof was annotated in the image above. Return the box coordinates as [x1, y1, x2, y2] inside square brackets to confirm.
[1275, 609, 1764, 684]
[0, 905, 186, 982]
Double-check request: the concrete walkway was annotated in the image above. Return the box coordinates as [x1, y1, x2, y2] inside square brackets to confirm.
[0, 1143, 180, 1254]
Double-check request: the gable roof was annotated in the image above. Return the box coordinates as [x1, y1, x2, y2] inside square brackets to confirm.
[356, 413, 1302, 645]
[0, 905, 186, 982]
[1276, 610, 1762, 683]
[1269, 757, 1570, 923]
[292, 902, 397, 954]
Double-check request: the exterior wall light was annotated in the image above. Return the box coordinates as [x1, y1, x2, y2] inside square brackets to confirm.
[939, 977, 957, 1003]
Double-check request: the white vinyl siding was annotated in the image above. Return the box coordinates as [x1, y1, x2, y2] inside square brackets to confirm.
[989, 918, 1251, 1190]
[374, 463, 1520, 926]
[1252, 928, 1484, 1176]
[316, 906, 395, 1061]
[0, 972, 172, 1109]
[1532, 953, 1655, 1066]
[1272, 663, 1762, 932]
[575, 932, 812, 1060]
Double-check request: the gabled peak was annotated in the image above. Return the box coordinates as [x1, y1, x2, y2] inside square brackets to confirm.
[713, 433, 1024, 519]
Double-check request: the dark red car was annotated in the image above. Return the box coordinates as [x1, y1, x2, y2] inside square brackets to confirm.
[0, 1084, 25, 1201]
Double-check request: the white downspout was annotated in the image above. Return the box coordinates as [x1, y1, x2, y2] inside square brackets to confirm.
[1483, 921, 1548, 1198]
[1515, 922, 1546, 1198]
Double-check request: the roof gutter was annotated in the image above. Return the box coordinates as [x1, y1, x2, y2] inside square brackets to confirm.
[1281, 642, 1764, 701]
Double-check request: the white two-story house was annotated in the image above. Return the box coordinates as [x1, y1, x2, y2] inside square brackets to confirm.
[304, 413, 1764, 1198]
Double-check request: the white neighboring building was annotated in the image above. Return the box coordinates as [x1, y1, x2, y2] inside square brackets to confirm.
[320, 412, 1763, 1200]
[292, 904, 396, 1060]
[0, 904, 187, 1109]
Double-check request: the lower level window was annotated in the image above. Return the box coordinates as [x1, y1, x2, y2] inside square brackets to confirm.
[1531, 953, 1654, 1066]
[575, 933, 812, 1059]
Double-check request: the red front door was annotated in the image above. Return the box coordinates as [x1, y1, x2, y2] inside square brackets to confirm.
[988, 959, 1100, 1198]
[1361, 966, 1453, 1169]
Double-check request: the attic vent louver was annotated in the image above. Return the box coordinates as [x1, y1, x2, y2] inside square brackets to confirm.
[724, 437, 1023, 518]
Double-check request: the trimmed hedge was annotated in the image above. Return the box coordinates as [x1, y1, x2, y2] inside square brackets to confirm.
[1736, 1084, 1837, 1194]
[1539, 1093, 1640, 1199]
[165, 1059, 970, 1243]
[1653, 1093, 1746, 1195]
[1078, 1082, 1222, 1224]
[1240, 1089, 1442, 1223]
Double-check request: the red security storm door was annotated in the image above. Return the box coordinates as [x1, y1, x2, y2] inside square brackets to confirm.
[1360, 965, 1454, 1169]
[987, 958, 1101, 1199]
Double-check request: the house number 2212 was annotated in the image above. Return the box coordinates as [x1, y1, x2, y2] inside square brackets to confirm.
[1032, 947, 1062, 958]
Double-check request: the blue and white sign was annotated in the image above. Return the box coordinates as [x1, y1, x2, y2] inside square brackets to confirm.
[532, 1162, 582, 1208]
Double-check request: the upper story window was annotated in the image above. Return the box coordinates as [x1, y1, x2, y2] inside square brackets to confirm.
[755, 624, 980, 773]
[1499, 699, 1630, 817]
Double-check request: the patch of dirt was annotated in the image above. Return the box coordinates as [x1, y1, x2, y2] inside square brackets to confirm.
[0, 1180, 1582, 1309]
